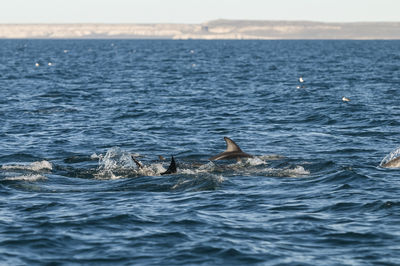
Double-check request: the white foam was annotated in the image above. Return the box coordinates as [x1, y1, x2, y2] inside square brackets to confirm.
[94, 170, 117, 180]
[4, 174, 47, 181]
[179, 161, 219, 175]
[30, 161, 52, 171]
[180, 168, 199, 175]
[1, 160, 52, 171]
[175, 158, 309, 178]
[243, 157, 267, 166]
[262, 165, 310, 178]
[137, 163, 166, 176]
[94, 162, 167, 180]
[90, 153, 100, 160]
[282, 166, 310, 177]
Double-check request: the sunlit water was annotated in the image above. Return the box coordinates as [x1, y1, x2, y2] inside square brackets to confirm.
[1, 40, 400, 265]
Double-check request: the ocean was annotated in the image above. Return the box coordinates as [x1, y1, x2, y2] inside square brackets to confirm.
[1, 39, 400, 265]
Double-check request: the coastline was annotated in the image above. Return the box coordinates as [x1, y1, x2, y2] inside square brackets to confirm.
[1, 19, 400, 39]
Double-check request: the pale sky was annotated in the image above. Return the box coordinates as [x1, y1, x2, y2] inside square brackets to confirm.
[1, 0, 400, 24]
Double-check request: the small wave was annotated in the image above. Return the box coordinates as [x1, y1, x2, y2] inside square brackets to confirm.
[228, 157, 309, 178]
[180, 162, 217, 175]
[278, 165, 310, 177]
[171, 174, 225, 191]
[362, 200, 400, 211]
[3, 174, 47, 181]
[94, 170, 123, 180]
[241, 165, 310, 178]
[1, 160, 52, 171]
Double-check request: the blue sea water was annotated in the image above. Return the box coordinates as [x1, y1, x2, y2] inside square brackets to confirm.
[1, 39, 400, 265]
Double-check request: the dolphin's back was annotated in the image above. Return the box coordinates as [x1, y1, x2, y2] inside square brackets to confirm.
[209, 137, 253, 161]
[382, 156, 400, 168]
[209, 151, 253, 161]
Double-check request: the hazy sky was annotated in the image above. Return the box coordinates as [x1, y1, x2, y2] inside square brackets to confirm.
[1, 0, 400, 24]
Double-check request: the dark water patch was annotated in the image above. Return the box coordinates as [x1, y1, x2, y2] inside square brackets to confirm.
[361, 200, 400, 212]
[320, 231, 394, 246]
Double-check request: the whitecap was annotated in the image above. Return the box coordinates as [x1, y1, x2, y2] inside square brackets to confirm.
[281, 166, 310, 177]
[30, 161, 53, 171]
[90, 153, 101, 160]
[1, 160, 52, 171]
[261, 165, 310, 178]
[242, 157, 267, 166]
[4, 174, 47, 181]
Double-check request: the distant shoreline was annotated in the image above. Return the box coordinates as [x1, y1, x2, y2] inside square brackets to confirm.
[1, 19, 400, 40]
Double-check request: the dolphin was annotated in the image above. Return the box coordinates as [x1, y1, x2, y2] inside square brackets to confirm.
[381, 157, 400, 168]
[209, 137, 253, 161]
[131, 155, 177, 175]
[131, 156, 144, 169]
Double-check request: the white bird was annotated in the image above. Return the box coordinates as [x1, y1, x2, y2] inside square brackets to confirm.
[299, 76, 304, 83]
[342, 96, 350, 102]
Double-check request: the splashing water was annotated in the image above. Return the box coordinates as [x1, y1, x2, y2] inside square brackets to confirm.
[95, 147, 168, 179]
[98, 147, 135, 170]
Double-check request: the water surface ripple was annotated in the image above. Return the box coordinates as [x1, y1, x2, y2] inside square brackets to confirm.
[1, 40, 400, 265]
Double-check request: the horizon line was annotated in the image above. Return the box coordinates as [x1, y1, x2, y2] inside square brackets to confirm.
[1, 19, 400, 25]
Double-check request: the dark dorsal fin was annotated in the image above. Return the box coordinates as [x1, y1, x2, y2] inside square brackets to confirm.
[161, 156, 177, 175]
[224, 137, 242, 152]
